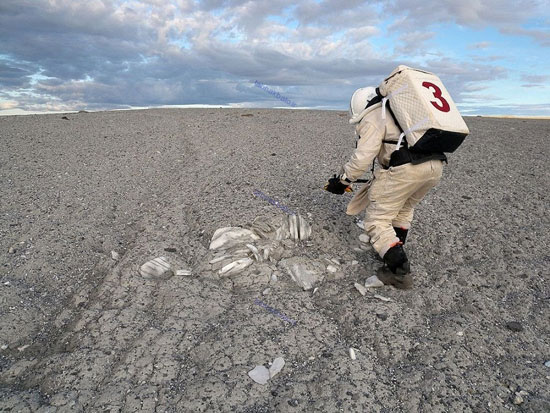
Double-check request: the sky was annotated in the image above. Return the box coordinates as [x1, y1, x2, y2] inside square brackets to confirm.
[1, 0, 549, 116]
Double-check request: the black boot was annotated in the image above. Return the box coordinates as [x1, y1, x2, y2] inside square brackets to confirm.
[393, 227, 408, 244]
[378, 244, 412, 289]
[383, 244, 410, 275]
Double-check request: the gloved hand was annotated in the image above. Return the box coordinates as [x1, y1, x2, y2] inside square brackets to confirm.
[324, 175, 351, 194]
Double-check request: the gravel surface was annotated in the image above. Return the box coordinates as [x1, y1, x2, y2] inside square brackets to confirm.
[0, 109, 549, 412]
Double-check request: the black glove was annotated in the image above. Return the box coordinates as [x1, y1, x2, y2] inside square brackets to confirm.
[324, 175, 350, 195]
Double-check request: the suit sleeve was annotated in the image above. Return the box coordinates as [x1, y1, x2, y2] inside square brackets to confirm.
[340, 121, 383, 183]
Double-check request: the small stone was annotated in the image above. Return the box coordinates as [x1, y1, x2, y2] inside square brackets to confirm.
[288, 399, 299, 407]
[139, 257, 173, 279]
[262, 288, 271, 296]
[17, 344, 30, 352]
[351, 260, 359, 265]
[312, 287, 319, 295]
[270, 273, 278, 282]
[457, 331, 464, 336]
[376, 313, 388, 321]
[163, 247, 177, 253]
[505, 321, 523, 332]
[111, 251, 120, 260]
[326, 265, 337, 273]
[513, 394, 524, 405]
[8, 246, 16, 254]
[544, 361, 550, 368]
[248, 365, 270, 385]
[359, 234, 370, 244]
[374, 294, 392, 302]
[354, 283, 367, 296]
[176, 269, 192, 276]
[356, 220, 365, 229]
[364, 275, 384, 288]
[1, 344, 8, 350]
[349, 348, 356, 360]
[269, 357, 285, 378]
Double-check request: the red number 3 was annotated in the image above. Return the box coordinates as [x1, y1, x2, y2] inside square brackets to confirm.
[422, 81, 450, 112]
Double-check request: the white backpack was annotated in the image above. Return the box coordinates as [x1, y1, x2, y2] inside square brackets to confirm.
[378, 65, 469, 153]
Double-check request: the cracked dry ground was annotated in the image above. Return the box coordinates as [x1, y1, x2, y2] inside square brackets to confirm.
[1, 109, 549, 412]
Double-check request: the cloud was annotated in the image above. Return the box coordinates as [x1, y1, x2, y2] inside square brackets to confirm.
[0, 0, 547, 114]
[469, 41, 491, 49]
[0, 100, 18, 110]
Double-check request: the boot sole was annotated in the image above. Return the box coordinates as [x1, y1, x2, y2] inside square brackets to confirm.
[376, 266, 413, 290]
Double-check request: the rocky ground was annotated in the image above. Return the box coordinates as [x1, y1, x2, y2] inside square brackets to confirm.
[0, 109, 548, 412]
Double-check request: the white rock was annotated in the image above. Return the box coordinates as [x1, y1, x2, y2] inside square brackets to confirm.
[209, 227, 260, 250]
[457, 331, 464, 337]
[111, 251, 120, 261]
[0, 344, 7, 350]
[219, 258, 253, 276]
[364, 275, 384, 289]
[312, 287, 319, 295]
[246, 244, 262, 262]
[248, 365, 270, 385]
[545, 360, 550, 368]
[351, 260, 359, 265]
[326, 265, 337, 273]
[513, 394, 524, 405]
[330, 258, 341, 265]
[280, 258, 322, 290]
[374, 294, 392, 302]
[176, 269, 192, 276]
[354, 283, 367, 296]
[269, 357, 285, 378]
[349, 348, 357, 360]
[17, 344, 30, 352]
[359, 234, 370, 244]
[139, 257, 173, 279]
[270, 273, 278, 282]
[209, 255, 231, 264]
[356, 220, 365, 229]
[262, 288, 271, 296]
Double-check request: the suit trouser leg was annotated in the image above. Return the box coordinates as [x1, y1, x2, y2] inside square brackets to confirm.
[365, 160, 443, 258]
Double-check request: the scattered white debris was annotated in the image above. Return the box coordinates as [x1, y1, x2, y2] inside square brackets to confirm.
[457, 331, 464, 337]
[349, 348, 357, 360]
[139, 257, 173, 279]
[359, 234, 370, 244]
[269, 357, 285, 378]
[279, 258, 323, 291]
[513, 391, 528, 405]
[246, 244, 262, 262]
[364, 275, 384, 289]
[312, 287, 319, 295]
[373, 294, 392, 302]
[326, 265, 337, 273]
[354, 282, 367, 296]
[209, 255, 231, 264]
[1, 344, 8, 350]
[356, 220, 365, 229]
[209, 227, 260, 250]
[262, 288, 271, 296]
[17, 344, 30, 352]
[545, 361, 550, 368]
[248, 365, 270, 385]
[111, 250, 120, 261]
[351, 260, 359, 265]
[8, 246, 16, 254]
[219, 258, 253, 276]
[270, 273, 278, 282]
[176, 269, 192, 276]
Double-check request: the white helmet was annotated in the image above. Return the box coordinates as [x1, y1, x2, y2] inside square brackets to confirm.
[349, 86, 378, 124]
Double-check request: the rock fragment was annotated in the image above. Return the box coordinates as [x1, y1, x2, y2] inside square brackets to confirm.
[176, 269, 192, 276]
[209, 227, 260, 250]
[374, 294, 392, 302]
[349, 348, 357, 360]
[248, 365, 270, 385]
[111, 250, 120, 261]
[139, 257, 173, 279]
[269, 357, 285, 378]
[364, 275, 384, 288]
[219, 258, 253, 276]
[505, 321, 523, 332]
[354, 283, 367, 296]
